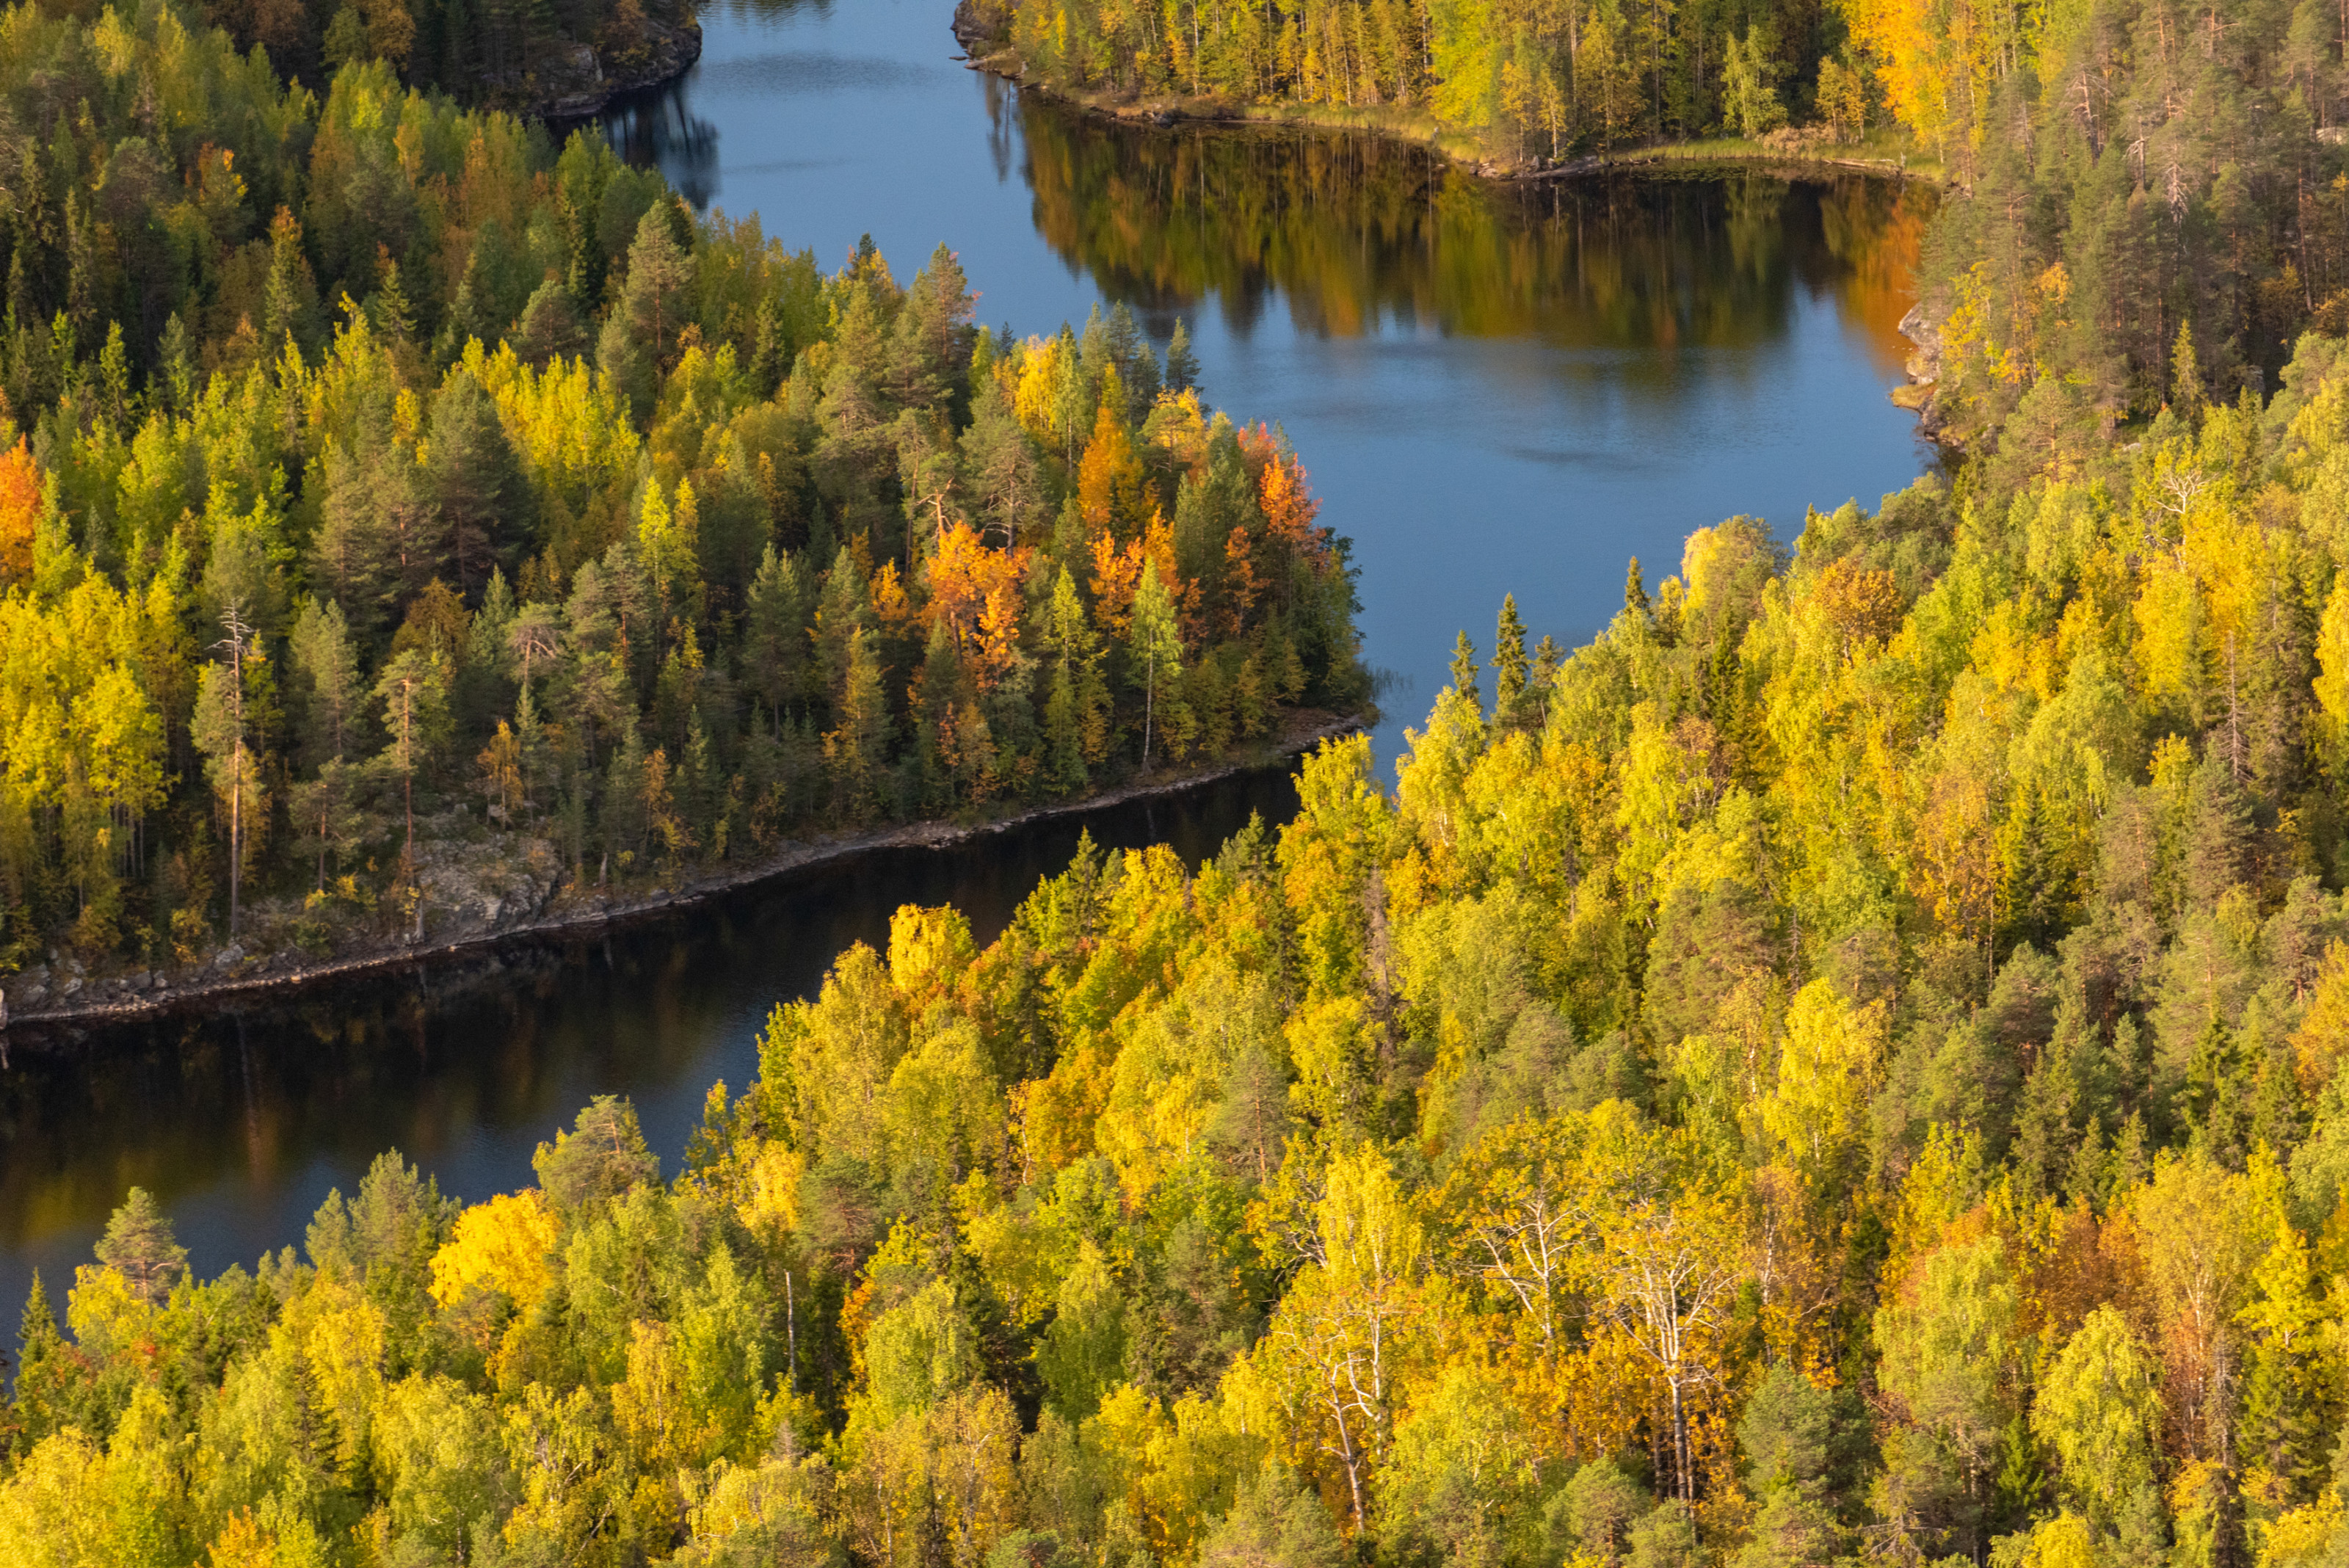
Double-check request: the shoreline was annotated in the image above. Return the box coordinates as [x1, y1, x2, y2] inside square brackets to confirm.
[950, 6, 1946, 189]
[0, 711, 1366, 1041]
[951, 4, 1953, 427]
[521, 13, 704, 122]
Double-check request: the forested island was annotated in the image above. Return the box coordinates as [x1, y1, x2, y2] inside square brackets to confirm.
[0, 4, 1368, 1017]
[11, 0, 2349, 1561]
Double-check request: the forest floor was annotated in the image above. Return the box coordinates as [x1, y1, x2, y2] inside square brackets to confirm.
[0, 708, 1368, 1038]
[951, 10, 1945, 187]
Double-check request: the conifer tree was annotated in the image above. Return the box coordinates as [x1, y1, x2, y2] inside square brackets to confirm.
[1492, 593, 1530, 722]
[94, 1186, 188, 1305]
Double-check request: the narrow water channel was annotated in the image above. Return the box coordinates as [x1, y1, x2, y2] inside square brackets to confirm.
[0, 772, 1296, 1322]
[1, 0, 1938, 1312]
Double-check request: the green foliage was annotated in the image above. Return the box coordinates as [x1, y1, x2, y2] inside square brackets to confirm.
[0, 4, 1362, 976]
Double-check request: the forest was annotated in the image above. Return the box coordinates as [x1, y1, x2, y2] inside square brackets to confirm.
[192, 0, 700, 111]
[0, 0, 1366, 976]
[971, 0, 2349, 416]
[14, 309, 2349, 1563]
[13, 0, 2349, 1561]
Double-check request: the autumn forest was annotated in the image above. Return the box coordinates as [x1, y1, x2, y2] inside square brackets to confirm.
[8, 0, 2349, 1563]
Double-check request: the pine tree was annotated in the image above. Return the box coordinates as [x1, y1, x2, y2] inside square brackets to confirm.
[192, 606, 266, 939]
[288, 595, 364, 769]
[375, 648, 451, 880]
[1624, 556, 1652, 617]
[95, 1186, 189, 1304]
[10, 1273, 79, 1455]
[428, 366, 533, 595]
[622, 203, 693, 366]
[825, 625, 892, 818]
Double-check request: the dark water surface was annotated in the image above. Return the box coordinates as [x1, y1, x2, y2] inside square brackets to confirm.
[0, 774, 1294, 1320]
[2, 0, 1934, 1310]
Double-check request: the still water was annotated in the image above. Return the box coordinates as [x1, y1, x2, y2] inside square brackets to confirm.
[0, 774, 1294, 1320]
[611, 0, 1938, 756]
[1, 0, 1936, 1308]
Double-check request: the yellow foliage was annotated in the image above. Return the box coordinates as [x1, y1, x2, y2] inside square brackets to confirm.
[1761, 980, 1888, 1183]
[428, 1188, 560, 1312]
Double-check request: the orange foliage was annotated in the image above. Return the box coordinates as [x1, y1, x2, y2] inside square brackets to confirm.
[871, 558, 915, 635]
[1075, 402, 1147, 532]
[0, 438, 41, 586]
[1223, 524, 1262, 634]
[1258, 449, 1326, 562]
[926, 522, 1032, 689]
[1089, 508, 1180, 639]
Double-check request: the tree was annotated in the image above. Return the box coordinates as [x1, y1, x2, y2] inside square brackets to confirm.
[1129, 560, 1183, 771]
[1720, 27, 1788, 137]
[1448, 630, 1481, 712]
[622, 203, 694, 366]
[374, 647, 451, 879]
[288, 595, 363, 769]
[1734, 1366, 1845, 1568]
[1038, 1241, 1127, 1423]
[1164, 320, 1201, 396]
[1872, 1233, 2019, 1559]
[94, 1187, 187, 1305]
[1580, 1107, 1747, 1503]
[533, 1095, 661, 1218]
[1199, 1467, 1345, 1568]
[514, 280, 586, 366]
[1376, 1361, 1541, 1568]
[288, 756, 366, 892]
[2031, 1307, 2162, 1536]
[825, 626, 892, 818]
[192, 606, 268, 939]
[427, 366, 533, 595]
[1491, 595, 1530, 722]
[1245, 1144, 1426, 1530]
[1432, 1114, 1583, 1358]
[0, 438, 42, 587]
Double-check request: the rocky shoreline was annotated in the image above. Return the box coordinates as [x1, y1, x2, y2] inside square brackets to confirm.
[1892, 302, 1949, 440]
[510, 12, 704, 122]
[0, 711, 1366, 1041]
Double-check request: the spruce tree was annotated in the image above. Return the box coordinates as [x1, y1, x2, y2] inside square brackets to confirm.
[1164, 319, 1201, 394]
[1492, 593, 1530, 722]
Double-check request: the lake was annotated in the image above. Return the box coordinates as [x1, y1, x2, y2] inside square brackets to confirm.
[0, 0, 1934, 1312]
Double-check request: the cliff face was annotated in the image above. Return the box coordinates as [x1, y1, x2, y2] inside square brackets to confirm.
[1892, 302, 1948, 438]
[507, 12, 704, 120]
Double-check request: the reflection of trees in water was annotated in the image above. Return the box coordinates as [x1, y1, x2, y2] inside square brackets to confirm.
[983, 71, 1017, 184]
[707, 0, 833, 18]
[1018, 98, 1932, 365]
[603, 80, 722, 208]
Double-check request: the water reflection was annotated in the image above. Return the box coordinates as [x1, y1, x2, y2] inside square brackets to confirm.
[0, 769, 1298, 1317]
[602, 82, 722, 208]
[1017, 108, 1930, 372]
